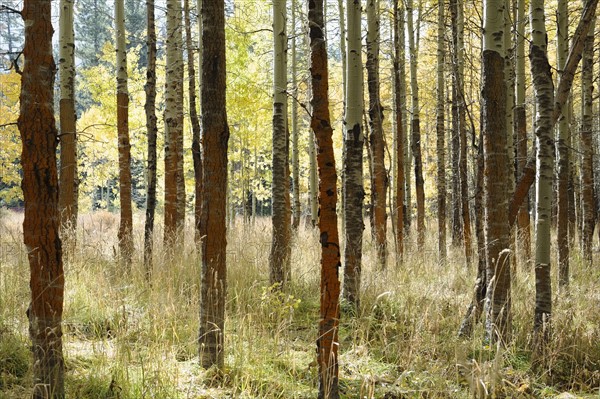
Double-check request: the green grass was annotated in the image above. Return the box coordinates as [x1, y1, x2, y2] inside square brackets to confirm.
[1, 210, 600, 398]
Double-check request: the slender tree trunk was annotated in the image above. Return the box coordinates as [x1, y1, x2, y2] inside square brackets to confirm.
[435, 0, 446, 263]
[482, 0, 511, 343]
[458, 134, 486, 337]
[393, 0, 404, 260]
[342, 0, 364, 309]
[514, 0, 531, 262]
[19, 0, 65, 395]
[143, 0, 158, 276]
[529, 0, 554, 349]
[164, 0, 184, 245]
[399, 7, 410, 232]
[366, 0, 387, 269]
[580, 7, 595, 264]
[184, 0, 202, 248]
[309, 0, 341, 396]
[270, 0, 292, 287]
[456, 0, 472, 264]
[508, 0, 599, 226]
[556, 0, 570, 289]
[406, 0, 425, 249]
[198, 0, 229, 369]
[116, 0, 134, 267]
[59, 0, 79, 254]
[291, 0, 301, 230]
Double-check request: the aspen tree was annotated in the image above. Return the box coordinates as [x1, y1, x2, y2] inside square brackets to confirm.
[58, 0, 78, 251]
[580, 2, 595, 264]
[393, 0, 405, 259]
[406, 0, 425, 249]
[184, 0, 201, 248]
[343, 0, 364, 308]
[514, 0, 531, 261]
[164, 0, 185, 245]
[270, 0, 292, 286]
[291, 0, 301, 229]
[556, 0, 570, 289]
[529, 0, 553, 347]
[143, 0, 158, 276]
[116, 0, 134, 267]
[366, 0, 387, 268]
[435, 0, 446, 262]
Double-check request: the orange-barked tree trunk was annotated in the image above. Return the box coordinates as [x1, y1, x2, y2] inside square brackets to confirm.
[198, 0, 229, 369]
[308, 0, 341, 396]
[19, 0, 65, 396]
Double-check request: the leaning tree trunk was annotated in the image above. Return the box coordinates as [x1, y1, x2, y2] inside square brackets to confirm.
[58, 0, 79, 254]
[529, 0, 554, 350]
[507, 0, 599, 232]
[184, 0, 202, 247]
[406, 0, 425, 249]
[143, 0, 158, 277]
[19, 0, 65, 396]
[435, 0, 446, 263]
[198, 0, 229, 369]
[580, 6, 595, 265]
[309, 0, 341, 396]
[482, 0, 511, 344]
[270, 0, 292, 287]
[342, 0, 364, 310]
[366, 0, 387, 269]
[164, 0, 185, 246]
[116, 0, 134, 268]
[556, 0, 570, 290]
[393, 0, 405, 260]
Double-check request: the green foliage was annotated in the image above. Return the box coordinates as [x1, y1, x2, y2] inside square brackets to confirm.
[75, 0, 112, 68]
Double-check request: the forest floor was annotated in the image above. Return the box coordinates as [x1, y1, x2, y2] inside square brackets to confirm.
[1, 209, 600, 398]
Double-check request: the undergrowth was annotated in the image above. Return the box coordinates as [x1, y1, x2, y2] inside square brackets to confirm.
[0, 210, 599, 398]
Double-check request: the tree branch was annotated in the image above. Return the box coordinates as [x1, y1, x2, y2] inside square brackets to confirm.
[508, 0, 598, 227]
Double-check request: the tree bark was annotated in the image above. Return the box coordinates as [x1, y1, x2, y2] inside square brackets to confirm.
[393, 0, 404, 260]
[366, 0, 387, 269]
[308, 0, 341, 395]
[556, 0, 570, 289]
[406, 0, 425, 249]
[184, 0, 202, 248]
[291, 0, 301, 230]
[19, 0, 65, 395]
[580, 6, 595, 265]
[529, 0, 554, 348]
[143, 0, 158, 277]
[343, 0, 364, 309]
[435, 0, 446, 263]
[482, 0, 511, 343]
[199, 0, 229, 369]
[514, 0, 531, 262]
[270, 0, 292, 287]
[164, 0, 185, 246]
[116, 0, 134, 268]
[58, 0, 79, 254]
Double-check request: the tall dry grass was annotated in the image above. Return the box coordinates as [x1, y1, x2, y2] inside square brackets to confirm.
[0, 209, 599, 398]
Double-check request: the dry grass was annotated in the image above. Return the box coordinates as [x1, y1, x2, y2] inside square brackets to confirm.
[1, 209, 599, 398]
